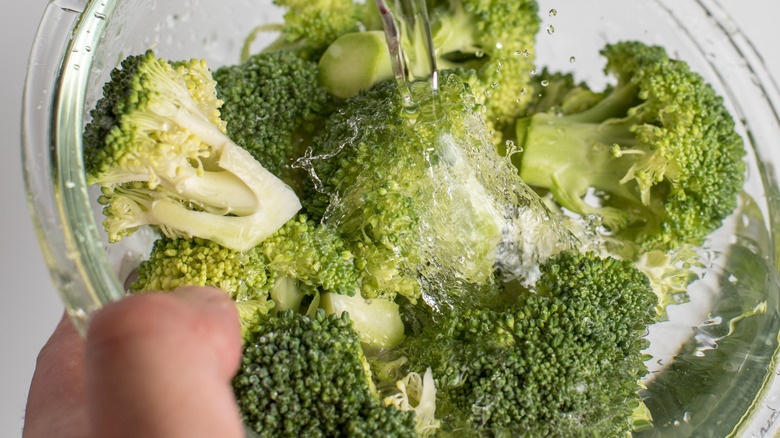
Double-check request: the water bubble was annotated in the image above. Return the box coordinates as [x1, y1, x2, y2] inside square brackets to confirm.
[569, 56, 576, 63]
[549, 9, 558, 17]
[546, 25, 555, 35]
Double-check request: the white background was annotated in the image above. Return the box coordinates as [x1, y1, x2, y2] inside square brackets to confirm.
[1, 1, 778, 436]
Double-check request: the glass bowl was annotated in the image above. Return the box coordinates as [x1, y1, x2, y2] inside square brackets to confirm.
[21, 0, 780, 436]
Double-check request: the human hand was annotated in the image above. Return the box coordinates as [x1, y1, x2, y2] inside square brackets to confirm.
[22, 287, 244, 438]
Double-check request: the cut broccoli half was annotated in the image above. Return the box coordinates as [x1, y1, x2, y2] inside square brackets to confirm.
[83, 50, 300, 251]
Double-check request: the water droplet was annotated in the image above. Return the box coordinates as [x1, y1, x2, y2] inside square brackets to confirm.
[475, 50, 485, 58]
[569, 56, 576, 63]
[530, 67, 537, 75]
[73, 64, 80, 71]
[520, 88, 527, 95]
[491, 82, 499, 89]
[85, 46, 92, 52]
[484, 89, 492, 98]
[523, 49, 530, 57]
[549, 9, 557, 17]
[514, 50, 522, 56]
[546, 25, 555, 35]
[495, 42, 503, 50]
[94, 12, 106, 19]
[540, 80, 549, 87]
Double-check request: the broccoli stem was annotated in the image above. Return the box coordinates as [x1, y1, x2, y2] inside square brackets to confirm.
[517, 113, 642, 229]
[173, 170, 257, 216]
[318, 31, 394, 99]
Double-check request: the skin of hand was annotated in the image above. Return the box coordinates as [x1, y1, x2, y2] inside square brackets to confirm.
[22, 286, 244, 438]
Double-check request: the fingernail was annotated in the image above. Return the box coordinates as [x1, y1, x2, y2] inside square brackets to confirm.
[171, 286, 233, 312]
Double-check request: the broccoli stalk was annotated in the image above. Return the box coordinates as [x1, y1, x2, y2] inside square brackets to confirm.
[515, 41, 746, 250]
[84, 50, 301, 251]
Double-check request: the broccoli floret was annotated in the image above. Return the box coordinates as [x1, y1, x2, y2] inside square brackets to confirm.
[83, 50, 301, 252]
[260, 0, 370, 61]
[233, 309, 418, 437]
[306, 73, 574, 303]
[213, 50, 335, 189]
[132, 215, 360, 299]
[399, 251, 657, 436]
[514, 41, 746, 251]
[318, 0, 541, 138]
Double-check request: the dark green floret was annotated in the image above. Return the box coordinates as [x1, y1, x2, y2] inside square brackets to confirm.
[233, 309, 417, 437]
[514, 41, 746, 251]
[83, 50, 300, 251]
[213, 50, 335, 188]
[399, 251, 657, 436]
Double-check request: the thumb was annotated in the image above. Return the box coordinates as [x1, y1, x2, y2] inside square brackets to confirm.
[85, 286, 244, 438]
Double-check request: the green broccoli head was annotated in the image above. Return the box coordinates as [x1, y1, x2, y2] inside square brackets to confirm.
[429, 0, 541, 132]
[306, 72, 574, 303]
[317, 0, 540, 141]
[132, 215, 360, 299]
[83, 50, 301, 251]
[233, 309, 417, 437]
[262, 0, 369, 61]
[515, 41, 746, 251]
[399, 251, 657, 436]
[213, 50, 335, 189]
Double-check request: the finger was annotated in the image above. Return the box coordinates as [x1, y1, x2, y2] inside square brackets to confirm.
[23, 313, 88, 438]
[85, 287, 243, 438]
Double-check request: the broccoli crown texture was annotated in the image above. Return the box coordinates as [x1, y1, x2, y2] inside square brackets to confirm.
[400, 251, 657, 436]
[316, 0, 541, 140]
[263, 0, 369, 61]
[132, 215, 359, 299]
[516, 41, 746, 251]
[307, 72, 573, 303]
[213, 50, 335, 186]
[233, 310, 417, 437]
[82, 50, 300, 251]
[428, 0, 541, 130]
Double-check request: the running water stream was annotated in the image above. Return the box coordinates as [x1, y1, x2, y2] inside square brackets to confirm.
[375, 0, 439, 109]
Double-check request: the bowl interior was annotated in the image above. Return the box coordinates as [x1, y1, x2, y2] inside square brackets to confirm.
[30, 0, 780, 436]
